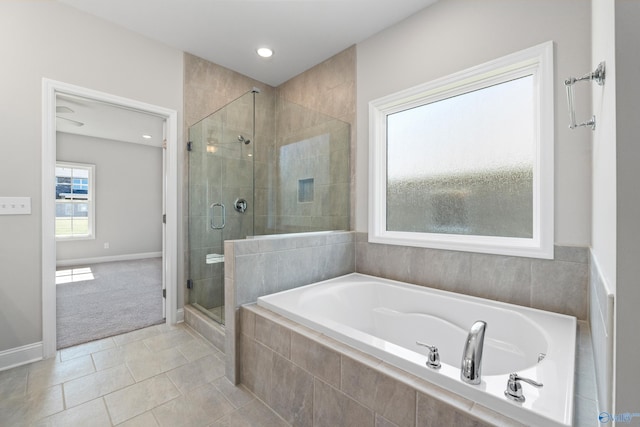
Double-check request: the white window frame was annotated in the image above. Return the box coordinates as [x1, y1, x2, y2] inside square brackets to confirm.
[55, 161, 96, 241]
[369, 41, 554, 259]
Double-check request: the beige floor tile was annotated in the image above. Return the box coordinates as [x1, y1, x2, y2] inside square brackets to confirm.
[0, 364, 28, 400]
[165, 354, 225, 394]
[104, 374, 180, 425]
[113, 325, 165, 347]
[27, 355, 95, 393]
[126, 346, 189, 382]
[210, 399, 289, 427]
[176, 336, 220, 362]
[152, 382, 234, 427]
[64, 363, 135, 408]
[92, 340, 153, 371]
[212, 377, 255, 409]
[33, 397, 111, 427]
[143, 329, 195, 353]
[116, 410, 160, 427]
[0, 384, 64, 425]
[59, 337, 116, 362]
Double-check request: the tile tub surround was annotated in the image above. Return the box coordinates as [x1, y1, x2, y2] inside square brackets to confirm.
[241, 304, 600, 427]
[224, 231, 356, 383]
[225, 231, 589, 381]
[241, 304, 527, 427]
[355, 232, 589, 320]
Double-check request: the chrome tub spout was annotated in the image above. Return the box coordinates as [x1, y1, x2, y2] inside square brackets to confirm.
[460, 320, 487, 385]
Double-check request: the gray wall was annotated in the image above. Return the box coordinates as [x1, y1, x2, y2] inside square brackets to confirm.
[356, 0, 592, 247]
[0, 2, 183, 354]
[590, 0, 640, 415]
[56, 133, 163, 262]
[613, 0, 640, 416]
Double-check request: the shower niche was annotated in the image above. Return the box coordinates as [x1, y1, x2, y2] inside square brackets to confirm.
[187, 89, 350, 324]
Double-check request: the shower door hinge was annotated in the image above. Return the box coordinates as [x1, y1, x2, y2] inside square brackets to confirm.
[187, 279, 193, 289]
[162, 288, 166, 298]
[187, 141, 193, 151]
[162, 214, 166, 224]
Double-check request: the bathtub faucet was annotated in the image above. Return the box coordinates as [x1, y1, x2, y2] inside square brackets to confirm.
[460, 320, 487, 385]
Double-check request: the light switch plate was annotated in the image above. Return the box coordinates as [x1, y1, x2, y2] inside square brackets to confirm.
[0, 197, 32, 215]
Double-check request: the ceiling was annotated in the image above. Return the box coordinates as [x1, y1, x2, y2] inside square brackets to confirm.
[56, 94, 165, 147]
[55, 0, 438, 145]
[58, 0, 438, 87]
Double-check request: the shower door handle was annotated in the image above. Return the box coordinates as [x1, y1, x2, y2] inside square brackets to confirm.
[210, 203, 225, 229]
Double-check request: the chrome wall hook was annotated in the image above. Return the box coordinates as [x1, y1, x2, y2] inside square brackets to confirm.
[565, 62, 605, 131]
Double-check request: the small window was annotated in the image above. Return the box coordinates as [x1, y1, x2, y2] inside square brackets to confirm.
[55, 162, 95, 240]
[369, 42, 554, 259]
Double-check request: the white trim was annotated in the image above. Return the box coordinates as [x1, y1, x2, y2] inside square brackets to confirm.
[369, 41, 554, 259]
[56, 251, 163, 268]
[42, 79, 179, 359]
[0, 342, 43, 372]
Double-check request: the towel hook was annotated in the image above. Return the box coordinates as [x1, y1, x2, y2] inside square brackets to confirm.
[564, 62, 605, 131]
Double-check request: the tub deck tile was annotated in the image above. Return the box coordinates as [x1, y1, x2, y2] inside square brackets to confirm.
[291, 332, 341, 389]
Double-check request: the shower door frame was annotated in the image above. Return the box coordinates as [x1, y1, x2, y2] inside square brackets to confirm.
[187, 90, 256, 324]
[41, 79, 179, 359]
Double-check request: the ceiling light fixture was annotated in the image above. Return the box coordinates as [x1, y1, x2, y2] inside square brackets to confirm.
[256, 47, 273, 58]
[142, 134, 152, 139]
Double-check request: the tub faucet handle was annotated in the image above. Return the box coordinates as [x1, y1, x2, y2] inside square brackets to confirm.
[504, 373, 543, 402]
[416, 341, 441, 369]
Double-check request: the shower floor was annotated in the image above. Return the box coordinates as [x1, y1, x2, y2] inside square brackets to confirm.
[192, 302, 225, 324]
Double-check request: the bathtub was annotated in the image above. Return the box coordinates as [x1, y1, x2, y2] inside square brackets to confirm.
[258, 273, 575, 427]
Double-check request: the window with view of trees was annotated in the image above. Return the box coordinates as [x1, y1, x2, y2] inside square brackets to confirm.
[55, 162, 95, 239]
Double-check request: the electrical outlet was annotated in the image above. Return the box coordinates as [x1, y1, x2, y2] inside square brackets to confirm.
[0, 197, 31, 215]
[104, 242, 110, 249]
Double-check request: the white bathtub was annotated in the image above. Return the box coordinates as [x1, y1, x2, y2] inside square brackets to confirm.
[258, 273, 575, 427]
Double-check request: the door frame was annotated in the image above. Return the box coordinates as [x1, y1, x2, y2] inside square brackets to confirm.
[41, 79, 179, 358]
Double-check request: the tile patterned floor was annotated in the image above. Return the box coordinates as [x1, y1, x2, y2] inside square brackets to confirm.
[0, 323, 289, 427]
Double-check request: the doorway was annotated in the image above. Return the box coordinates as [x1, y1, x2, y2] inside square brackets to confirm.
[42, 79, 178, 357]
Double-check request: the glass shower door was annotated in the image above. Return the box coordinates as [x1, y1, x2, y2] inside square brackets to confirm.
[188, 91, 255, 325]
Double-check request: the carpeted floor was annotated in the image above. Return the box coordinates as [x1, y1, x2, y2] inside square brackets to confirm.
[56, 258, 164, 349]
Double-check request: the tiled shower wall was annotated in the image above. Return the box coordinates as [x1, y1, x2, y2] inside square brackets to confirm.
[254, 100, 351, 235]
[276, 46, 357, 230]
[183, 53, 275, 310]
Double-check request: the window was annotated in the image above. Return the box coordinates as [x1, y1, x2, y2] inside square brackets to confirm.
[369, 42, 554, 258]
[55, 162, 95, 240]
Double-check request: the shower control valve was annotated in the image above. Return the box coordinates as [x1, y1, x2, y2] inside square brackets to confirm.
[234, 198, 248, 213]
[416, 341, 441, 369]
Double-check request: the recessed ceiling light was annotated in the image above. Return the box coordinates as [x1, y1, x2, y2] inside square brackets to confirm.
[256, 47, 273, 58]
[142, 134, 152, 139]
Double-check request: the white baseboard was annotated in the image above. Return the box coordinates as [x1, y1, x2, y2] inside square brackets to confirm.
[176, 308, 184, 323]
[56, 252, 162, 267]
[0, 342, 43, 372]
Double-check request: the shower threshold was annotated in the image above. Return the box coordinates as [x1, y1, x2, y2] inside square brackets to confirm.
[192, 303, 225, 324]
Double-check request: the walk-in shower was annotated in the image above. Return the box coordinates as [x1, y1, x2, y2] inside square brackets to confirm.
[187, 89, 350, 324]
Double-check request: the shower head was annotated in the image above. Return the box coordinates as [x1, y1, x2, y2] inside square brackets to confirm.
[238, 135, 251, 145]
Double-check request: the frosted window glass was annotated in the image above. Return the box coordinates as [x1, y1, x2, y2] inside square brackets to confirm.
[386, 76, 534, 238]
